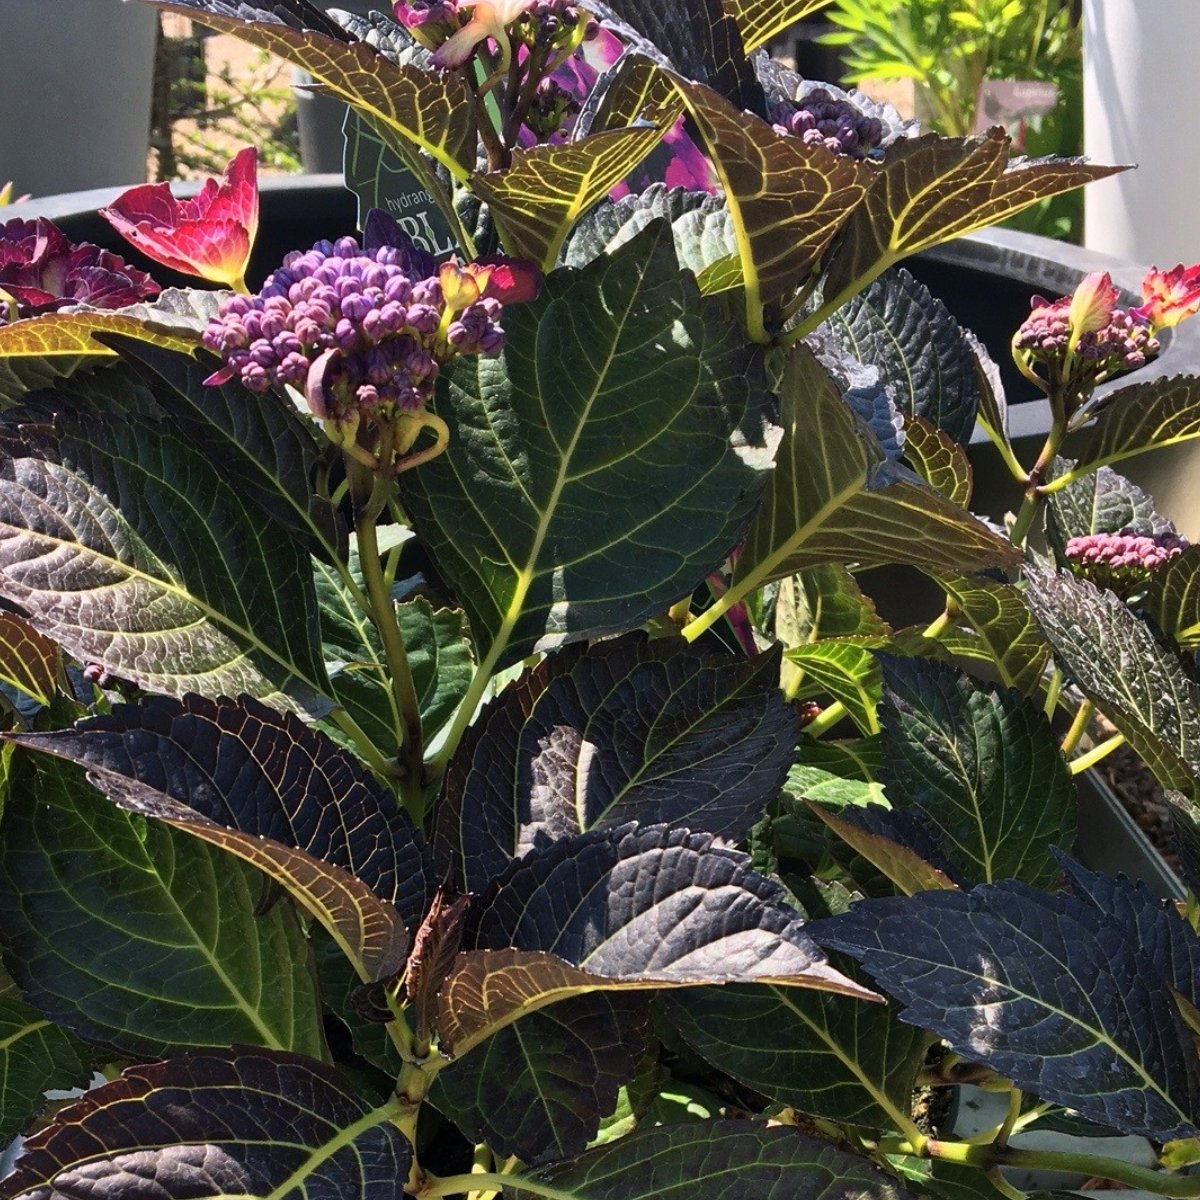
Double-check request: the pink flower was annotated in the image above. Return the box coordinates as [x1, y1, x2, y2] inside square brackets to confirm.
[1067, 272, 1120, 347]
[1136, 263, 1200, 329]
[100, 147, 259, 291]
[438, 257, 541, 312]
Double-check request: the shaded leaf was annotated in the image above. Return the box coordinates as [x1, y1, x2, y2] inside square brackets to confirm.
[775, 565, 890, 647]
[0, 393, 332, 718]
[903, 416, 973, 506]
[147, 0, 475, 179]
[0, 613, 58, 708]
[10, 694, 433, 982]
[732, 346, 1019, 592]
[563, 184, 738, 289]
[473, 126, 673, 270]
[822, 132, 1123, 302]
[1074, 376, 1200, 477]
[806, 802, 961, 895]
[399, 222, 777, 673]
[664, 980, 930, 1126]
[672, 79, 870, 332]
[0, 760, 326, 1060]
[505, 1120, 915, 1200]
[0, 996, 89, 1143]
[438, 633, 797, 892]
[1145, 546, 1200, 652]
[591, 0, 762, 111]
[1045, 459, 1177, 562]
[114, 340, 346, 563]
[433, 994, 645, 1167]
[968, 330, 1009, 450]
[815, 881, 1200, 1141]
[1025, 567, 1200, 796]
[0, 1049, 411, 1200]
[937, 574, 1051, 695]
[877, 656, 1075, 887]
[823, 267, 981, 444]
[0, 290, 214, 407]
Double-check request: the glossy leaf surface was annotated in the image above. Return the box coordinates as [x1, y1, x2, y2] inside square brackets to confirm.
[400, 223, 776, 673]
[816, 882, 1200, 1141]
[732, 347, 1018, 591]
[438, 634, 797, 891]
[11, 694, 432, 981]
[1025, 567, 1200, 795]
[0, 613, 58, 708]
[0, 1050, 411, 1200]
[0, 761, 326, 1060]
[877, 657, 1074, 887]
[0, 392, 331, 718]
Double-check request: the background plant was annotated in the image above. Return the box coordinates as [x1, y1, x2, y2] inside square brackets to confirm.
[1, 1, 1200, 1198]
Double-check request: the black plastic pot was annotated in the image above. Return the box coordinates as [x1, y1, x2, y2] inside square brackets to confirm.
[5, 179, 1189, 896]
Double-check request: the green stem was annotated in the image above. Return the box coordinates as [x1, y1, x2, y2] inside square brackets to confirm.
[352, 468, 426, 819]
[420, 1174, 575, 1200]
[1009, 418, 1066, 548]
[1059, 699, 1093, 757]
[1042, 666, 1064, 719]
[802, 701, 848, 738]
[1069, 732, 1126, 775]
[907, 1138, 1200, 1197]
[330, 708, 397, 779]
[995, 1088, 1022, 1149]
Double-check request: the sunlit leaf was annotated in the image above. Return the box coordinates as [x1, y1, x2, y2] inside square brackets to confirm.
[672, 79, 870, 334]
[1071, 376, 1200, 477]
[1147, 546, 1200, 651]
[473, 125, 673, 270]
[0, 290, 214, 407]
[816, 881, 1200, 1141]
[400, 222, 777, 675]
[903, 417, 973, 505]
[821, 131, 1123, 304]
[437, 634, 797, 891]
[0, 1050, 412, 1200]
[731, 346, 1019, 594]
[785, 639, 887, 733]
[726, 0, 838, 53]
[1025, 566, 1200, 796]
[0, 380, 332, 718]
[11, 694, 434, 982]
[0, 760, 326, 1060]
[937, 574, 1050, 695]
[0, 613, 58, 708]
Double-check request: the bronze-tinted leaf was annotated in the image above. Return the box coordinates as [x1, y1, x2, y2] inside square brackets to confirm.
[0, 613, 58, 708]
[0, 1050, 411, 1200]
[1147, 546, 1200, 651]
[473, 125, 673, 269]
[146, 0, 475, 178]
[822, 131, 1124, 304]
[903, 417, 973, 505]
[673, 78, 870, 335]
[10, 694, 434, 981]
[727, 0, 838, 53]
[1070, 376, 1200, 478]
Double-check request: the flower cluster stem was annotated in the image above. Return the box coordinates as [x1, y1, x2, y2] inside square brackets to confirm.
[351, 465, 427, 818]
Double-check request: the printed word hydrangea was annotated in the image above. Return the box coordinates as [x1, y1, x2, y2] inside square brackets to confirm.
[1065, 529, 1188, 595]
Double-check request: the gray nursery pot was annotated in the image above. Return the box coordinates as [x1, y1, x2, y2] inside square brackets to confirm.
[0, 0, 158, 198]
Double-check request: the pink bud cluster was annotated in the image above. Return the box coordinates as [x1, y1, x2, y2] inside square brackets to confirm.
[201, 227, 512, 424]
[1065, 530, 1188, 594]
[772, 89, 885, 159]
[1015, 293, 1159, 382]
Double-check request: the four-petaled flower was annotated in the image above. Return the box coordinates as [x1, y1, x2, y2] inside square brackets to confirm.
[100, 147, 259, 291]
[1136, 263, 1200, 330]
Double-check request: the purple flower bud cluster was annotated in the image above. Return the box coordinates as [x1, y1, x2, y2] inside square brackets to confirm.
[1015, 295, 1161, 382]
[515, 0, 586, 47]
[526, 76, 582, 141]
[1065, 529, 1188, 594]
[201, 233, 505, 420]
[772, 89, 885, 159]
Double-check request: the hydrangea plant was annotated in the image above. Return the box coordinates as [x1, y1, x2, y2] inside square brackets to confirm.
[4, 1, 1200, 1198]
